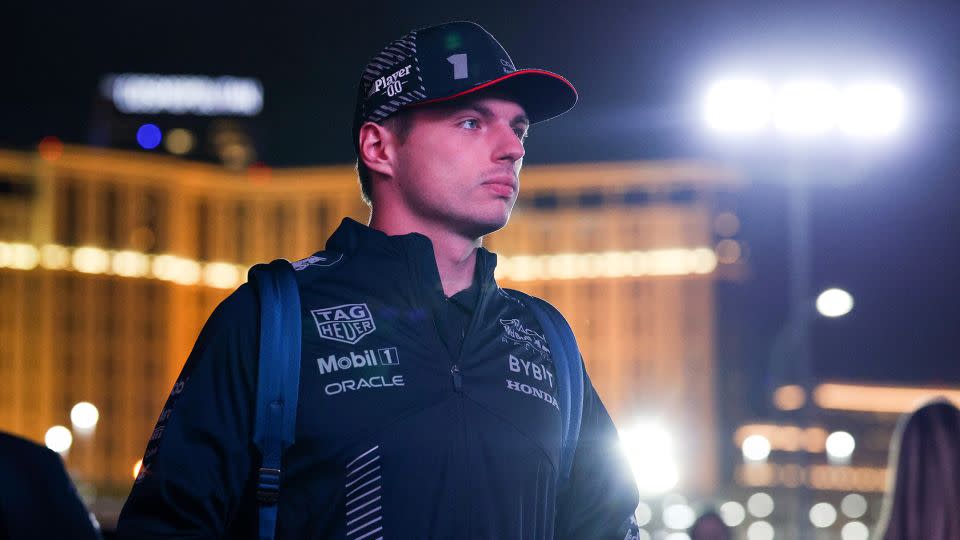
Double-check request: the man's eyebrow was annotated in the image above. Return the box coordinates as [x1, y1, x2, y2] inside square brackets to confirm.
[512, 114, 531, 128]
[456, 103, 530, 127]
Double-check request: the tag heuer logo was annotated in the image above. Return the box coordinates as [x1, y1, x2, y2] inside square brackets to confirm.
[311, 303, 376, 344]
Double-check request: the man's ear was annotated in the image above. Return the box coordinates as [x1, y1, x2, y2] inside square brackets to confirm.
[358, 121, 396, 178]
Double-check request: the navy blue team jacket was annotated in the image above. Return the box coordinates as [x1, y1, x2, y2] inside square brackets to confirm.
[117, 218, 639, 539]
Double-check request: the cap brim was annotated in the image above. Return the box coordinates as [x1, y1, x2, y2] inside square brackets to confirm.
[412, 69, 577, 124]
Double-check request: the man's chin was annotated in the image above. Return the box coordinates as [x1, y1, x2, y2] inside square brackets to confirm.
[462, 214, 511, 240]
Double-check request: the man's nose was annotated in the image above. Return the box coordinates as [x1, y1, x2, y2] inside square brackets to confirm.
[492, 123, 525, 164]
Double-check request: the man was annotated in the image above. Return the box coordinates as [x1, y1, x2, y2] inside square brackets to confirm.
[118, 21, 639, 539]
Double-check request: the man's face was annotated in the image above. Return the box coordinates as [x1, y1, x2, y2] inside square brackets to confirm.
[388, 92, 529, 239]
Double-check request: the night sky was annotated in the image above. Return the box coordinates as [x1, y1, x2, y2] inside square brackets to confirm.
[6, 1, 960, 390]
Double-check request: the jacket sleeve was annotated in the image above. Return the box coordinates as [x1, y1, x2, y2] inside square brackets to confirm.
[117, 284, 260, 539]
[554, 362, 639, 540]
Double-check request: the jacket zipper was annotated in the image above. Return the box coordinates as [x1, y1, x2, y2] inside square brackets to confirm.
[451, 364, 463, 391]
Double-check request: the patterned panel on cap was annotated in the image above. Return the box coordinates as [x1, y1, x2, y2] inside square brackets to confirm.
[361, 31, 426, 123]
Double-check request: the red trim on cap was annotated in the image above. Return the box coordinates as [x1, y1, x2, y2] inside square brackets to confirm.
[412, 69, 577, 108]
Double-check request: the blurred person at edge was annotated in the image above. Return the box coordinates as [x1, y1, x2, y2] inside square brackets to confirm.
[874, 399, 960, 539]
[688, 510, 731, 540]
[0, 431, 103, 540]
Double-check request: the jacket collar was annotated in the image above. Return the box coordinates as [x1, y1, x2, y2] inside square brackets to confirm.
[325, 217, 500, 294]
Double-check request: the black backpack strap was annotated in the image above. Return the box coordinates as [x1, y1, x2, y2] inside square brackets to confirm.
[248, 259, 302, 540]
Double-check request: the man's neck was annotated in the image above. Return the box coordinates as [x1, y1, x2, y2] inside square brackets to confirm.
[369, 211, 480, 297]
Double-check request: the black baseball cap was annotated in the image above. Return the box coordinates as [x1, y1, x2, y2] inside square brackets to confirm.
[352, 21, 577, 153]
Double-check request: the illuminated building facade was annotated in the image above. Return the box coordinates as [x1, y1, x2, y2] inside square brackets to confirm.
[0, 146, 742, 501]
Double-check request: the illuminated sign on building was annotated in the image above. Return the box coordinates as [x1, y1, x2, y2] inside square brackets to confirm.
[101, 73, 264, 116]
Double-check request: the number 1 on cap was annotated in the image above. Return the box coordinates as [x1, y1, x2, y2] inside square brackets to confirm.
[447, 54, 468, 80]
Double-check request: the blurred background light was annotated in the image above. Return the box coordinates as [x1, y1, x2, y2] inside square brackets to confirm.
[248, 161, 273, 183]
[704, 77, 906, 140]
[619, 421, 680, 495]
[38, 135, 64, 162]
[496, 248, 716, 282]
[772, 384, 806, 411]
[746, 520, 775, 540]
[840, 493, 868, 518]
[112, 250, 150, 277]
[105, 73, 264, 116]
[814, 382, 960, 413]
[747, 492, 775, 518]
[635, 501, 653, 527]
[817, 288, 854, 317]
[704, 78, 772, 134]
[773, 80, 839, 136]
[133, 459, 142, 480]
[45, 425, 73, 454]
[742, 434, 772, 462]
[152, 254, 201, 285]
[70, 402, 100, 431]
[839, 82, 905, 137]
[0, 243, 39, 270]
[826, 431, 856, 463]
[841, 521, 870, 540]
[715, 239, 742, 264]
[713, 211, 741, 237]
[136, 123, 162, 150]
[664, 533, 691, 540]
[73, 246, 110, 274]
[164, 128, 195, 155]
[719, 501, 746, 527]
[129, 227, 156, 251]
[809, 502, 838, 528]
[662, 493, 687, 507]
[662, 504, 696, 530]
[39, 244, 70, 269]
[202, 262, 243, 289]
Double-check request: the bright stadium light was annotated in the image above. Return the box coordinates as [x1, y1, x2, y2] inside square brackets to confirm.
[720, 501, 746, 527]
[703, 75, 906, 140]
[774, 79, 840, 136]
[663, 504, 697, 530]
[841, 521, 870, 540]
[70, 402, 100, 434]
[839, 82, 905, 137]
[45, 425, 73, 454]
[841, 493, 868, 519]
[742, 434, 772, 462]
[747, 520, 775, 540]
[704, 78, 773, 134]
[817, 288, 854, 318]
[747, 492, 775, 518]
[619, 420, 680, 495]
[826, 431, 856, 463]
[809, 502, 838, 528]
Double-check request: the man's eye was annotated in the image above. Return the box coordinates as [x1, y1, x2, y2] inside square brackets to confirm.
[460, 119, 479, 129]
[514, 128, 528, 140]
